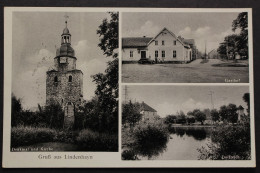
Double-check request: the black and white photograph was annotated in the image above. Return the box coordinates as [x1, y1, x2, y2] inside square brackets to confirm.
[10, 11, 119, 152]
[2, 7, 255, 168]
[122, 85, 251, 160]
[121, 12, 250, 83]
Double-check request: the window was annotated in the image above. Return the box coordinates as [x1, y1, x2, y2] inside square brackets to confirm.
[173, 40, 176, 45]
[173, 50, 177, 58]
[130, 51, 133, 57]
[69, 75, 72, 82]
[162, 51, 165, 58]
[54, 76, 58, 82]
[155, 41, 158, 45]
[162, 40, 165, 45]
[155, 51, 158, 58]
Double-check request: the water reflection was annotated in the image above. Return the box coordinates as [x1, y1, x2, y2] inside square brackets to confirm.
[122, 126, 213, 160]
[122, 136, 168, 160]
[169, 126, 212, 141]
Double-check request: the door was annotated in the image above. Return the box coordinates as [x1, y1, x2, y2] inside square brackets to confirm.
[141, 51, 146, 59]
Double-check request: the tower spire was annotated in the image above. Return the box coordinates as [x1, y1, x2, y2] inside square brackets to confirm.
[64, 14, 69, 28]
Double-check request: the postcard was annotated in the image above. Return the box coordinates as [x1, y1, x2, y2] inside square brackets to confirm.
[2, 7, 255, 167]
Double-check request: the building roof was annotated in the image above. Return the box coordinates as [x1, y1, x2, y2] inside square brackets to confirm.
[63, 27, 70, 35]
[238, 105, 244, 110]
[141, 102, 157, 112]
[183, 39, 195, 45]
[148, 27, 188, 47]
[122, 37, 153, 48]
[56, 44, 75, 57]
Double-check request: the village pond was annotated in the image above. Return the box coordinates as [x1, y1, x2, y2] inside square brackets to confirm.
[122, 126, 214, 160]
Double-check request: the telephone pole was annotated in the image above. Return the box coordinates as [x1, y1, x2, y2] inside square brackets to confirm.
[123, 85, 128, 103]
[209, 91, 214, 109]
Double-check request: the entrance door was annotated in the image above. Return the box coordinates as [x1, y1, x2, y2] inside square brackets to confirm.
[141, 51, 146, 59]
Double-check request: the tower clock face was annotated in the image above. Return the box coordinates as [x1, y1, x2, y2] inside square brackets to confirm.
[60, 57, 67, 63]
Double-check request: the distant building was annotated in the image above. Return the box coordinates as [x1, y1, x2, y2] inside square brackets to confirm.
[122, 27, 195, 63]
[237, 105, 245, 122]
[181, 38, 197, 60]
[139, 101, 160, 122]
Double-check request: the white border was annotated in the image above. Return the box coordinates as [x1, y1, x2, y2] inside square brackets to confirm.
[2, 7, 255, 168]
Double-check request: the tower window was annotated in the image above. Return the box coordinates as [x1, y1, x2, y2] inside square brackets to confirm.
[130, 51, 133, 57]
[69, 75, 72, 82]
[54, 76, 58, 82]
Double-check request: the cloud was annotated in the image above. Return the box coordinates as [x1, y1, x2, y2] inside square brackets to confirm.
[178, 26, 239, 53]
[124, 21, 161, 37]
[73, 40, 104, 65]
[13, 66, 48, 109]
[155, 98, 210, 118]
[155, 102, 179, 118]
[181, 98, 208, 112]
[13, 39, 111, 109]
[13, 48, 55, 109]
[26, 49, 54, 67]
[78, 58, 108, 101]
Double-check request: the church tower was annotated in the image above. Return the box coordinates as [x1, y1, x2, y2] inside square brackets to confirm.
[46, 18, 83, 128]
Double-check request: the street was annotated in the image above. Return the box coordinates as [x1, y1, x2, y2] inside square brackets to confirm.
[122, 59, 249, 83]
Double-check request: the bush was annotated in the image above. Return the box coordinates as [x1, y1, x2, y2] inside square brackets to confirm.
[11, 126, 57, 147]
[133, 121, 169, 145]
[76, 129, 118, 151]
[53, 130, 79, 143]
[122, 150, 139, 160]
[198, 123, 251, 160]
[130, 120, 169, 158]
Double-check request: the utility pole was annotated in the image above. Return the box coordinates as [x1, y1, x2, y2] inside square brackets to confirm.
[205, 40, 207, 59]
[209, 91, 214, 109]
[123, 85, 128, 103]
[226, 37, 229, 60]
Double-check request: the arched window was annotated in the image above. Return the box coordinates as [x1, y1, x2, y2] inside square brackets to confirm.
[54, 76, 58, 82]
[69, 75, 72, 82]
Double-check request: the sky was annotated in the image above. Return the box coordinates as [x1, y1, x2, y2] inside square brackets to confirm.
[12, 12, 113, 109]
[124, 85, 249, 118]
[122, 12, 241, 53]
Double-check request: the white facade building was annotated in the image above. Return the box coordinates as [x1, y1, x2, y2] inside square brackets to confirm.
[122, 28, 194, 63]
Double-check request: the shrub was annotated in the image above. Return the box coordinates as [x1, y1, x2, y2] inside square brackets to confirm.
[133, 121, 169, 145]
[11, 126, 57, 147]
[198, 123, 251, 160]
[76, 129, 118, 151]
[53, 130, 79, 143]
[131, 121, 169, 158]
[122, 150, 139, 160]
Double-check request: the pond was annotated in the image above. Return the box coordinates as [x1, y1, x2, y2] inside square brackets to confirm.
[126, 126, 214, 160]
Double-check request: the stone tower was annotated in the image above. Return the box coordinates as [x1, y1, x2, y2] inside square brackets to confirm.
[46, 19, 83, 129]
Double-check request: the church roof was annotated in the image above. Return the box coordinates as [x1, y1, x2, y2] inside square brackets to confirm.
[63, 27, 70, 35]
[140, 102, 157, 112]
[122, 37, 153, 48]
[56, 43, 75, 57]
